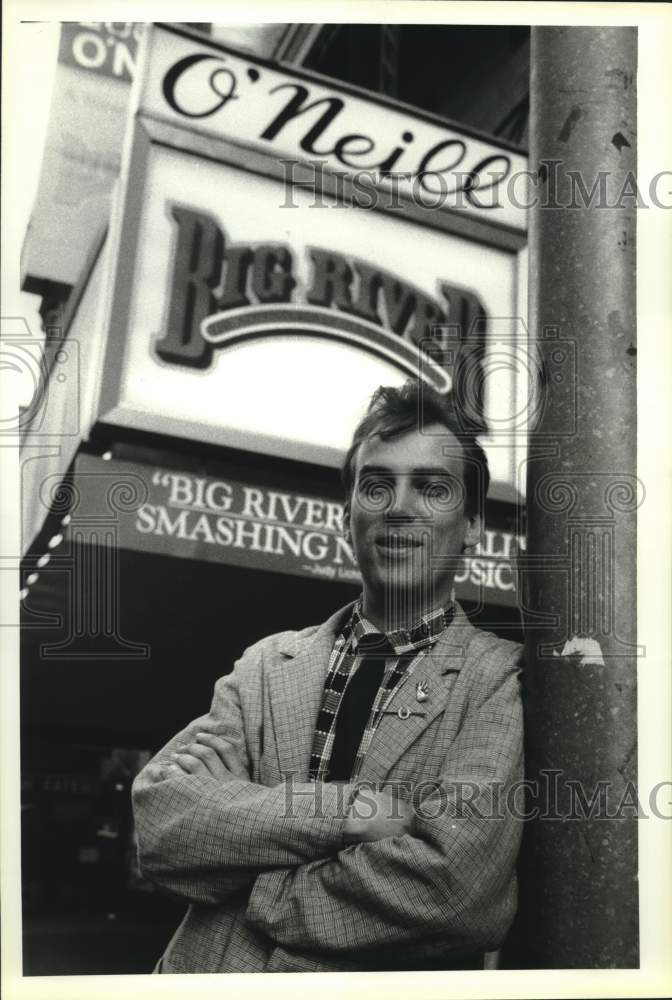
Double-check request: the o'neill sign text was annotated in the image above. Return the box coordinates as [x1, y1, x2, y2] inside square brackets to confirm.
[139, 24, 528, 231]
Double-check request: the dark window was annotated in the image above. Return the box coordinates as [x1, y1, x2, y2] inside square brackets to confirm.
[304, 24, 530, 147]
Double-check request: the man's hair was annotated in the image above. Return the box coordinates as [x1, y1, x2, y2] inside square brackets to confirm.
[342, 380, 490, 517]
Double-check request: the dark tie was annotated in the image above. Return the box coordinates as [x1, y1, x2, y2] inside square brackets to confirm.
[328, 636, 389, 781]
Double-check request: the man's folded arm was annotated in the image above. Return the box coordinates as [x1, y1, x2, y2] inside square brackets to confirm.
[132, 651, 353, 905]
[246, 653, 523, 958]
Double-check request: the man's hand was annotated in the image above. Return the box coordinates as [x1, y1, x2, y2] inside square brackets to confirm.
[171, 732, 249, 781]
[343, 785, 415, 844]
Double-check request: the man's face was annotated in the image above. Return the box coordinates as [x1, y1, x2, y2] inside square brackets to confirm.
[345, 424, 481, 613]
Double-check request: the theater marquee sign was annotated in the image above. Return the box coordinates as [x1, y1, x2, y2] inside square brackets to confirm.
[98, 23, 527, 488]
[73, 454, 522, 605]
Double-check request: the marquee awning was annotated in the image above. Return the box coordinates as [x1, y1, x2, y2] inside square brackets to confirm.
[23, 449, 523, 609]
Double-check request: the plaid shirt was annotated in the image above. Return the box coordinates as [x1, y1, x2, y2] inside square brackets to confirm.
[308, 599, 455, 783]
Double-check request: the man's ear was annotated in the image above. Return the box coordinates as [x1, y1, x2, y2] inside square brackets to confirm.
[462, 513, 482, 554]
[342, 500, 352, 545]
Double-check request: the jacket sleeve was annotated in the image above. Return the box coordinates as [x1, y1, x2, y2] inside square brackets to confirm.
[131, 642, 351, 906]
[245, 643, 523, 958]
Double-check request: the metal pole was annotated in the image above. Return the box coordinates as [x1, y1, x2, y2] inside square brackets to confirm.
[520, 27, 638, 968]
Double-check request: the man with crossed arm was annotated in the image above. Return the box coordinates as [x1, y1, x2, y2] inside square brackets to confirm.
[132, 380, 524, 973]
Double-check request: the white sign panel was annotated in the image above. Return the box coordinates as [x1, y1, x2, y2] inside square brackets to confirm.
[101, 141, 525, 491]
[138, 25, 528, 233]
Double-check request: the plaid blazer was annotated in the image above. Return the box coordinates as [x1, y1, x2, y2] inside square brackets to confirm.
[132, 601, 523, 974]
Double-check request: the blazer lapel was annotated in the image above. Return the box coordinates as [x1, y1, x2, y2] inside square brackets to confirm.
[266, 602, 355, 780]
[357, 604, 477, 785]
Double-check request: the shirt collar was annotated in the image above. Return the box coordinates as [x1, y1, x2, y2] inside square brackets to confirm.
[349, 596, 454, 656]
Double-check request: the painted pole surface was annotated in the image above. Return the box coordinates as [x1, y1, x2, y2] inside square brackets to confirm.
[520, 26, 638, 968]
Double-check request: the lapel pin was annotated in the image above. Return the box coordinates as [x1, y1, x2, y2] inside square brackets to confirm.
[416, 680, 429, 702]
[380, 706, 426, 719]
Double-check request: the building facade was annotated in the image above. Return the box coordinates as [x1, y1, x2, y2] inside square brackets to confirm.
[20, 19, 638, 976]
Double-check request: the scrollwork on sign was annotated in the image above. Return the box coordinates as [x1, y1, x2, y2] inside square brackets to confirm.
[422, 476, 465, 515]
[356, 472, 396, 514]
[534, 474, 580, 515]
[106, 474, 150, 514]
[604, 477, 645, 515]
[533, 473, 644, 522]
[39, 475, 81, 515]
